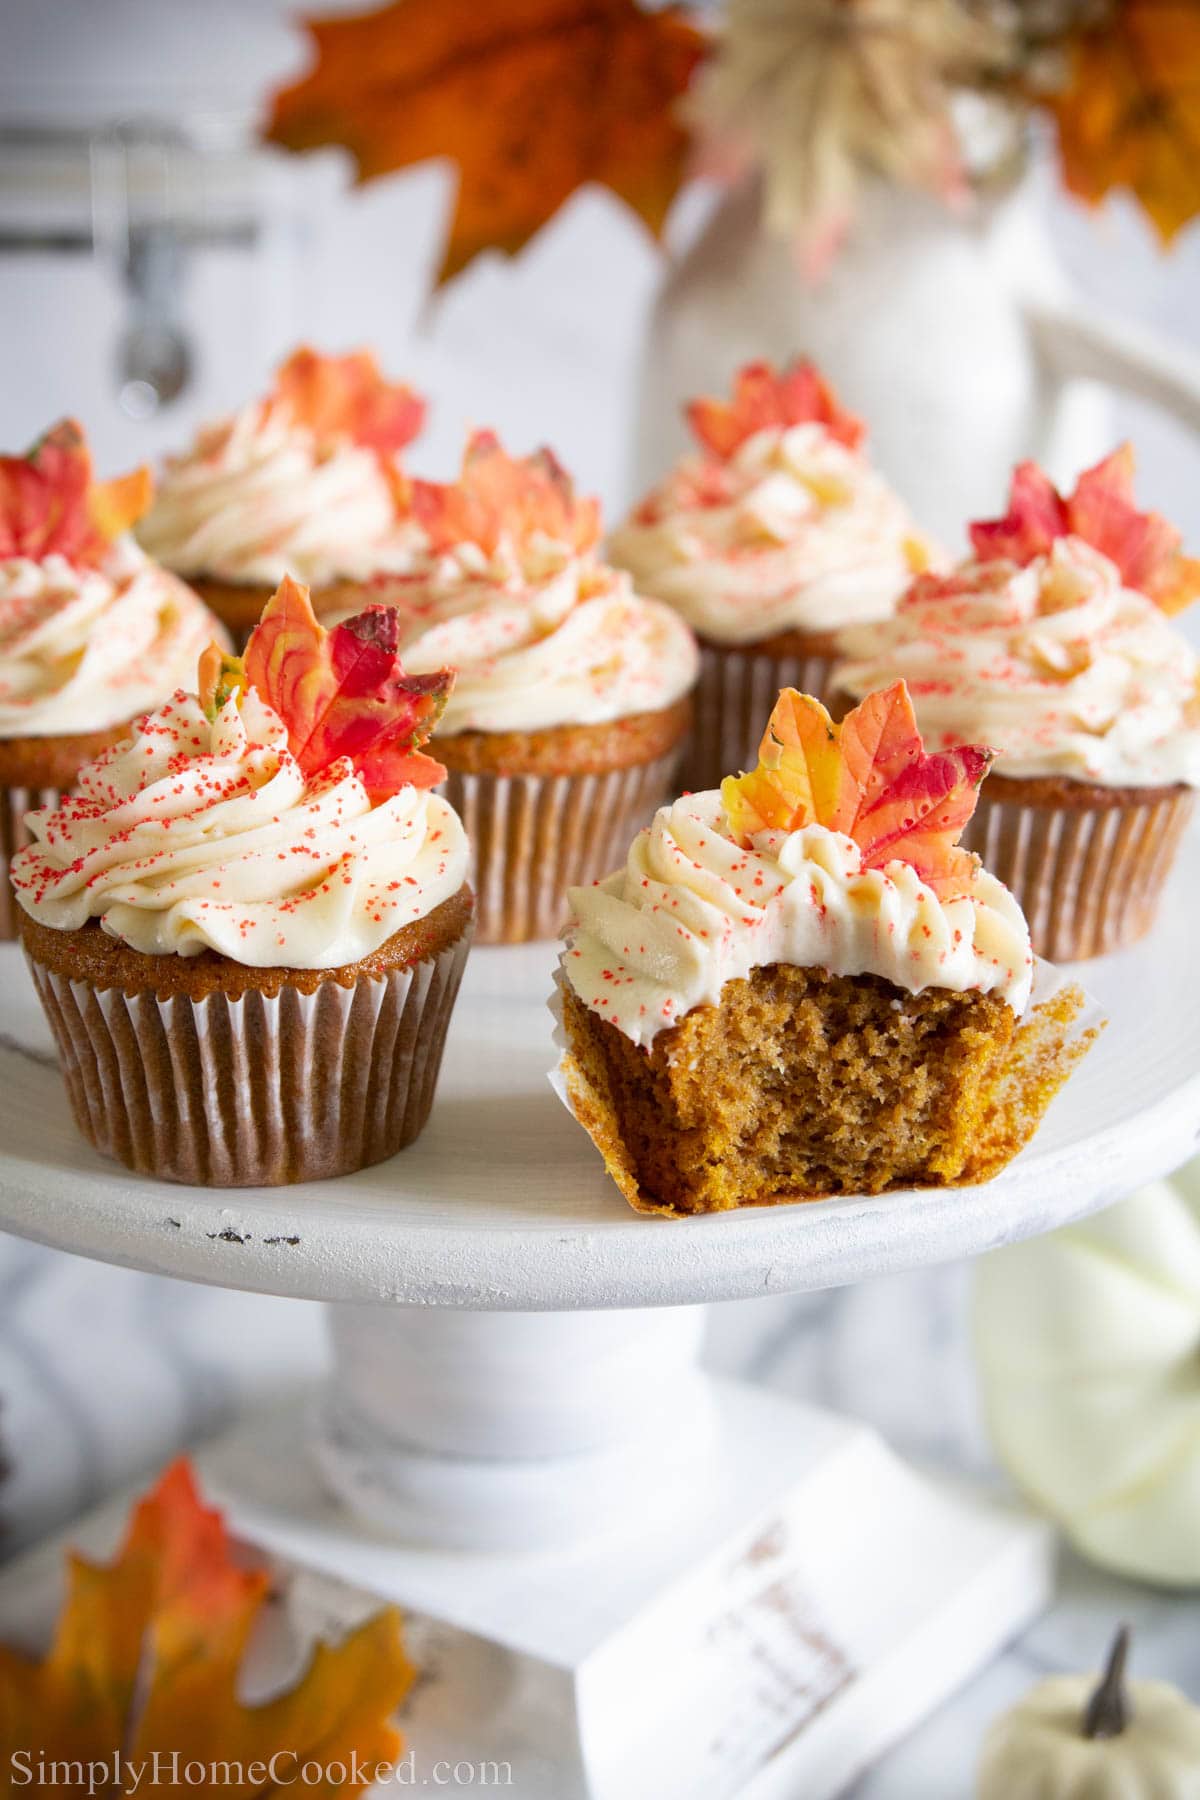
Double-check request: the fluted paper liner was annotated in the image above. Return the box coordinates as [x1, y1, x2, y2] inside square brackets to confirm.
[963, 785, 1194, 962]
[25, 932, 470, 1188]
[550, 959, 1103, 1218]
[1, 783, 60, 942]
[684, 642, 838, 794]
[443, 750, 682, 945]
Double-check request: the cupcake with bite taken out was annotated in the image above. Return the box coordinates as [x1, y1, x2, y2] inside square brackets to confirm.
[0, 419, 223, 940]
[556, 682, 1096, 1216]
[374, 429, 698, 943]
[608, 359, 938, 793]
[138, 347, 427, 646]
[835, 449, 1200, 961]
[12, 577, 472, 1188]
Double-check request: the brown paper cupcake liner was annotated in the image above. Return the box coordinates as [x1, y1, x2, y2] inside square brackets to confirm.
[24, 931, 470, 1188]
[685, 640, 838, 793]
[963, 782, 1194, 962]
[443, 751, 681, 944]
[1, 783, 60, 942]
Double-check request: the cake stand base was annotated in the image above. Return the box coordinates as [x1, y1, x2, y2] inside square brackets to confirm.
[181, 1305, 1053, 1800]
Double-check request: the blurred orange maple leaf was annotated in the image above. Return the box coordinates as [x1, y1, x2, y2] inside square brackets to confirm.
[265, 0, 706, 283]
[0, 1460, 415, 1794]
[1049, 0, 1200, 244]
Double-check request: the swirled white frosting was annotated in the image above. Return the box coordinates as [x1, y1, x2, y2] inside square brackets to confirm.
[138, 403, 424, 586]
[0, 544, 220, 739]
[11, 687, 468, 968]
[835, 539, 1200, 787]
[608, 424, 934, 645]
[562, 790, 1033, 1045]
[370, 551, 698, 735]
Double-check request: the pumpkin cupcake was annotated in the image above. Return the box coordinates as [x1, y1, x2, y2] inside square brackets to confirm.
[0, 420, 221, 941]
[608, 359, 937, 793]
[12, 577, 471, 1188]
[138, 347, 426, 645]
[555, 682, 1095, 1216]
[835, 449, 1200, 961]
[372, 430, 698, 943]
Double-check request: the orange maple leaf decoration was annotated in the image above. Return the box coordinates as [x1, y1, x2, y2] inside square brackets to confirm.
[0, 419, 152, 569]
[722, 683, 993, 900]
[264, 0, 706, 285]
[199, 576, 452, 798]
[0, 1459, 414, 1789]
[1048, 0, 1200, 247]
[412, 429, 601, 560]
[687, 360, 866, 459]
[271, 346, 425, 457]
[970, 446, 1200, 615]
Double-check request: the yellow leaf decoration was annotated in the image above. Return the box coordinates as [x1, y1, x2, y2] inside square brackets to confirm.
[722, 683, 993, 898]
[0, 1460, 415, 1794]
[265, 0, 706, 284]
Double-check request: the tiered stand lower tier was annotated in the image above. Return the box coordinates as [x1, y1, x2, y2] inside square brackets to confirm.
[3, 836, 1199, 1798]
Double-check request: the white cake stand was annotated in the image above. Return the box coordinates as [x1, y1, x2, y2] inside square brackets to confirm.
[2, 836, 1199, 1800]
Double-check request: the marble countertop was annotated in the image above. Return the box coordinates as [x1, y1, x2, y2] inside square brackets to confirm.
[2, 1229, 1196, 1796]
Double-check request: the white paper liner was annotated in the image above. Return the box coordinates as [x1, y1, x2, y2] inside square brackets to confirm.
[442, 749, 683, 945]
[548, 954, 1105, 1216]
[26, 929, 470, 1187]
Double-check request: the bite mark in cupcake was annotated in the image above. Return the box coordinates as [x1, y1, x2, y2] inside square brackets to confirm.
[555, 682, 1096, 1216]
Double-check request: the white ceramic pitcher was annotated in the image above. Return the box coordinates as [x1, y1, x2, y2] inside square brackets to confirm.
[632, 171, 1200, 548]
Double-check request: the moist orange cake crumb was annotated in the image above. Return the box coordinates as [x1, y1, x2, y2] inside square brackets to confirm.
[561, 967, 1089, 1216]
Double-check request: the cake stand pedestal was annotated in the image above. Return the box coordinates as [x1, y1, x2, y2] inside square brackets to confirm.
[3, 843, 1200, 1797]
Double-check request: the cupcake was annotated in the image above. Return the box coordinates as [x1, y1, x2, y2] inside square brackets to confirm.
[608, 359, 937, 793]
[834, 449, 1200, 961]
[0, 419, 221, 941]
[375, 430, 698, 944]
[12, 576, 472, 1187]
[556, 682, 1096, 1216]
[138, 347, 426, 645]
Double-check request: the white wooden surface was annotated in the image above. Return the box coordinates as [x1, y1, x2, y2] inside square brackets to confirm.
[0, 825, 1196, 1308]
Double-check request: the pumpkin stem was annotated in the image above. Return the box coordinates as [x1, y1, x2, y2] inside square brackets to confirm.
[1083, 1625, 1132, 1740]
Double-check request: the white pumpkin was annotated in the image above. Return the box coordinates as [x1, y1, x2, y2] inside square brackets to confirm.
[974, 1157, 1200, 1585]
[978, 1630, 1200, 1799]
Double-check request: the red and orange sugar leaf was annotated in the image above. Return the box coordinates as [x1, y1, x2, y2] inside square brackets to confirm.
[970, 445, 1200, 614]
[242, 575, 452, 797]
[0, 1457, 415, 1784]
[0, 418, 152, 568]
[968, 460, 1068, 567]
[686, 359, 866, 460]
[198, 641, 247, 721]
[412, 428, 601, 559]
[272, 346, 426, 456]
[721, 682, 992, 899]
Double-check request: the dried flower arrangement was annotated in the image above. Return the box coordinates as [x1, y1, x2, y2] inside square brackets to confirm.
[264, 0, 1198, 280]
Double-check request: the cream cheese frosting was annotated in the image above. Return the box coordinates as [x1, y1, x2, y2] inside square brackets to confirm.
[11, 686, 468, 968]
[835, 539, 1200, 787]
[0, 543, 220, 739]
[372, 549, 699, 736]
[608, 423, 934, 645]
[138, 403, 424, 587]
[562, 790, 1033, 1046]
